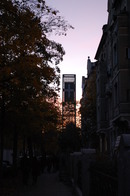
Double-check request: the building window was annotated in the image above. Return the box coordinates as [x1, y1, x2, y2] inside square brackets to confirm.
[114, 83, 118, 106]
[126, 48, 130, 59]
[65, 82, 75, 102]
[127, 89, 130, 102]
[113, 43, 117, 66]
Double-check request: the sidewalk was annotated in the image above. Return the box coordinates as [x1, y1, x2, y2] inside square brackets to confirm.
[17, 171, 74, 196]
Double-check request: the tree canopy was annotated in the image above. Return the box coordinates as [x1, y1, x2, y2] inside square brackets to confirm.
[0, 0, 73, 162]
[59, 123, 81, 153]
[80, 68, 97, 148]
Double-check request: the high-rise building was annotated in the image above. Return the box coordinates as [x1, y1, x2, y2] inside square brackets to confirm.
[62, 74, 76, 128]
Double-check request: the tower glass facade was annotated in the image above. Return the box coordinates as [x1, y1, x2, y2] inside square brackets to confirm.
[62, 74, 76, 128]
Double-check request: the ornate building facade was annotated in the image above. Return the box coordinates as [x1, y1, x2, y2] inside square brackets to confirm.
[95, 0, 130, 155]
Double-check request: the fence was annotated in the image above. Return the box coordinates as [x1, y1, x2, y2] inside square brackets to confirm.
[90, 167, 118, 196]
[65, 135, 130, 196]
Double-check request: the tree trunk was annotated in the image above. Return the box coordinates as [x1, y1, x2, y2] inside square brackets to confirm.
[13, 127, 18, 173]
[0, 93, 5, 174]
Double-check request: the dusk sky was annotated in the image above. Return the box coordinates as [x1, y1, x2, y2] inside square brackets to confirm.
[46, 0, 108, 101]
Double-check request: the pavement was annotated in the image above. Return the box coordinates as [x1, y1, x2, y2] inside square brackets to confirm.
[17, 171, 74, 196]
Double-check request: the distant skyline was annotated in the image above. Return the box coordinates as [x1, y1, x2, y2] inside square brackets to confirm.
[46, 0, 108, 101]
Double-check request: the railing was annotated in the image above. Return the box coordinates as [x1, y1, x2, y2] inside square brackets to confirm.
[90, 168, 118, 196]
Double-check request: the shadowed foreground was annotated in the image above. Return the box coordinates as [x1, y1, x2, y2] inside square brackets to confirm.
[17, 171, 73, 196]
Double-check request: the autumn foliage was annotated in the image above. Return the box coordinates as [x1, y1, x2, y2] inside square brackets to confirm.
[0, 0, 73, 165]
[80, 67, 97, 148]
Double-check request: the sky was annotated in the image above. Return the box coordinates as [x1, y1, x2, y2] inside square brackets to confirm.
[45, 0, 108, 101]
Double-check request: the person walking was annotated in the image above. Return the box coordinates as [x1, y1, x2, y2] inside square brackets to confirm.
[21, 154, 30, 185]
[31, 156, 39, 185]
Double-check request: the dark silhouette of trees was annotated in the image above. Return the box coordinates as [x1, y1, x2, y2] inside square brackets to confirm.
[0, 0, 73, 170]
[59, 123, 81, 153]
[80, 68, 97, 148]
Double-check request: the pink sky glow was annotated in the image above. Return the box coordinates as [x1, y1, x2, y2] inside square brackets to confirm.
[45, 0, 108, 101]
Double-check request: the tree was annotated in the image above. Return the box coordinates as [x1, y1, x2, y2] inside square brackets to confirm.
[0, 0, 73, 167]
[59, 123, 81, 153]
[80, 68, 97, 148]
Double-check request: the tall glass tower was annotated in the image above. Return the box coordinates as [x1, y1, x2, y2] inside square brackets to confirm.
[62, 74, 76, 129]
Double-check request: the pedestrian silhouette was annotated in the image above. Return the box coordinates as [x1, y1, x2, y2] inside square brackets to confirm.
[21, 154, 30, 185]
[47, 155, 52, 173]
[40, 154, 46, 173]
[31, 156, 39, 185]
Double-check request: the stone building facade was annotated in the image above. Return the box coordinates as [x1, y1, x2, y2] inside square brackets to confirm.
[95, 0, 130, 155]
